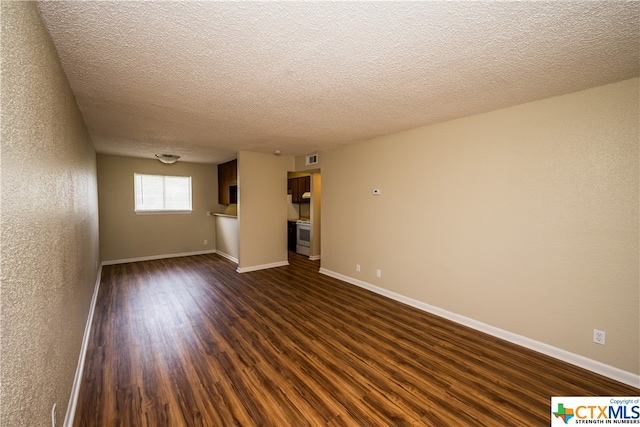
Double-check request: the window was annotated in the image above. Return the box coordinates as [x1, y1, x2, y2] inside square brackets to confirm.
[134, 173, 192, 213]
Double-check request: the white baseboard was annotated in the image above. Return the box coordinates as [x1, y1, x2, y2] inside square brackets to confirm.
[215, 251, 238, 264]
[64, 264, 103, 427]
[102, 249, 217, 266]
[319, 268, 640, 389]
[237, 260, 289, 273]
[309, 255, 321, 261]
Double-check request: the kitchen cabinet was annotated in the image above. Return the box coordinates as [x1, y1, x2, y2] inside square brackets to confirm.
[287, 221, 297, 251]
[288, 176, 310, 203]
[218, 159, 237, 205]
[290, 178, 299, 202]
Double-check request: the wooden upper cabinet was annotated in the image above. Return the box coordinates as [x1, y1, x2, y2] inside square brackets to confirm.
[290, 178, 299, 203]
[218, 159, 237, 205]
[288, 175, 311, 204]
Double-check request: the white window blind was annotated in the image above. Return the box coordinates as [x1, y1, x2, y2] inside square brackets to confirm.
[134, 174, 192, 213]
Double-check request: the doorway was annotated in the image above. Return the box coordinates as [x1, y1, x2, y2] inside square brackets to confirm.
[287, 171, 321, 260]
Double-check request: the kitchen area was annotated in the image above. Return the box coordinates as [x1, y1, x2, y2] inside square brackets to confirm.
[213, 158, 239, 263]
[213, 156, 321, 267]
[287, 172, 321, 260]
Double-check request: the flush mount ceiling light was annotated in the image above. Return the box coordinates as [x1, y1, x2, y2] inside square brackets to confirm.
[155, 153, 180, 164]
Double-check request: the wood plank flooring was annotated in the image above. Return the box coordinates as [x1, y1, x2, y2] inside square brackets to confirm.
[74, 253, 639, 426]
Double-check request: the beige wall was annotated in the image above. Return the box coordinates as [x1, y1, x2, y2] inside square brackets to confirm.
[238, 151, 294, 270]
[310, 173, 322, 258]
[215, 215, 239, 261]
[320, 78, 639, 374]
[1, 3, 100, 425]
[97, 154, 219, 262]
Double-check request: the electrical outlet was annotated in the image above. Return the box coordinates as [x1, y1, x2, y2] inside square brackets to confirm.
[51, 403, 56, 427]
[356, 264, 360, 272]
[376, 269, 382, 278]
[593, 329, 606, 345]
[203, 240, 208, 245]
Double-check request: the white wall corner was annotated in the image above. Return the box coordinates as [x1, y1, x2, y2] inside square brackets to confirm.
[237, 261, 289, 273]
[215, 251, 238, 264]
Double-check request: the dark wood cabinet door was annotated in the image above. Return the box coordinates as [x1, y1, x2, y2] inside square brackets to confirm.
[287, 221, 297, 251]
[287, 175, 311, 204]
[291, 177, 300, 203]
[300, 176, 310, 203]
[218, 159, 237, 205]
[218, 164, 229, 205]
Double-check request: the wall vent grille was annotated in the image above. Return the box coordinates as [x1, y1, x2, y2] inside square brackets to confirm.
[305, 153, 318, 165]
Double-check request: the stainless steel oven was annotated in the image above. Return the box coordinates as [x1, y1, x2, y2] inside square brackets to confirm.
[296, 220, 311, 256]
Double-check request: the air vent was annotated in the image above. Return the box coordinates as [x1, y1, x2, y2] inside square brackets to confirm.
[305, 153, 318, 165]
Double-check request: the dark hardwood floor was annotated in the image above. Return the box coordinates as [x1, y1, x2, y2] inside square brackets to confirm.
[74, 252, 639, 426]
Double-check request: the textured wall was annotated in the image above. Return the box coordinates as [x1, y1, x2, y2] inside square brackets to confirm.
[97, 154, 219, 262]
[320, 78, 639, 375]
[1, 2, 100, 426]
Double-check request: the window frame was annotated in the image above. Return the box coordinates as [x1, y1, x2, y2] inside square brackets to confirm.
[133, 173, 193, 214]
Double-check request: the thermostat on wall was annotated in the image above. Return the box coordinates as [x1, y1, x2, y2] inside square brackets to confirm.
[372, 189, 381, 195]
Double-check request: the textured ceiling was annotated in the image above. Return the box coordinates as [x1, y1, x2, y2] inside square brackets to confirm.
[37, 1, 639, 164]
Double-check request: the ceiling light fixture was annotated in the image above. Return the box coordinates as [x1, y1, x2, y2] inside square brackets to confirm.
[274, 150, 282, 156]
[155, 154, 180, 164]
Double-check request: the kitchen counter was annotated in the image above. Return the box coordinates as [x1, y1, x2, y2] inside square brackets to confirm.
[213, 213, 237, 218]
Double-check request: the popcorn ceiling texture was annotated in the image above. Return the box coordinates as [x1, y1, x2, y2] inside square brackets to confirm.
[36, 1, 639, 164]
[1, 3, 100, 426]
